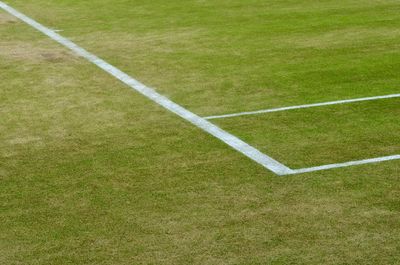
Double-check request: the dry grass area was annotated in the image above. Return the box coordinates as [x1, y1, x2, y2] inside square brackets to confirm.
[0, 41, 77, 62]
[0, 12, 17, 24]
[1, 0, 400, 264]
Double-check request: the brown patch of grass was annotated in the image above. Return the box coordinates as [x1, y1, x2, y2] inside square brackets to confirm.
[0, 12, 18, 24]
[0, 41, 77, 63]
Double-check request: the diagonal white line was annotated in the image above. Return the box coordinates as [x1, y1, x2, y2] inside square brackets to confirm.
[0, 1, 294, 175]
[205, 93, 400, 120]
[287, 155, 400, 175]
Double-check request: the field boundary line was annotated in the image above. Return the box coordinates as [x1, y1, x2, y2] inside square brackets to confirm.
[2, 2, 398, 176]
[289, 155, 400, 175]
[205, 93, 400, 120]
[0, 1, 294, 176]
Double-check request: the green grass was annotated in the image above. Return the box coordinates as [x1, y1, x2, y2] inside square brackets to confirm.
[6, 0, 400, 115]
[1, 1, 400, 264]
[215, 99, 400, 168]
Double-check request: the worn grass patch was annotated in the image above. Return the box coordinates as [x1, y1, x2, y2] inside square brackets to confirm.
[0, 12, 17, 24]
[0, 41, 76, 62]
[1, 1, 400, 264]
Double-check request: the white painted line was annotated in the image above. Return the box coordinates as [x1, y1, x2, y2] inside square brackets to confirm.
[0, 1, 294, 176]
[287, 155, 400, 175]
[205, 93, 400, 120]
[3, 2, 398, 176]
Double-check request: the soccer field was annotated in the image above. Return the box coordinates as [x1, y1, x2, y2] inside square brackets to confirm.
[1, 0, 399, 264]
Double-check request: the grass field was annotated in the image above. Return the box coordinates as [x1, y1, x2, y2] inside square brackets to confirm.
[1, 0, 400, 264]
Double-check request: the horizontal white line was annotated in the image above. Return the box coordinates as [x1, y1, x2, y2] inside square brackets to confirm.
[287, 154, 400, 175]
[205, 93, 400, 120]
[0, 1, 294, 176]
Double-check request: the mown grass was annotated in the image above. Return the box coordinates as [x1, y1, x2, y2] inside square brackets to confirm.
[6, 0, 400, 115]
[1, 1, 400, 264]
[215, 98, 400, 168]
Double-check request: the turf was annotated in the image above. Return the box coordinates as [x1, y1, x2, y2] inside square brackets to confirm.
[215, 99, 400, 168]
[1, 1, 400, 264]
